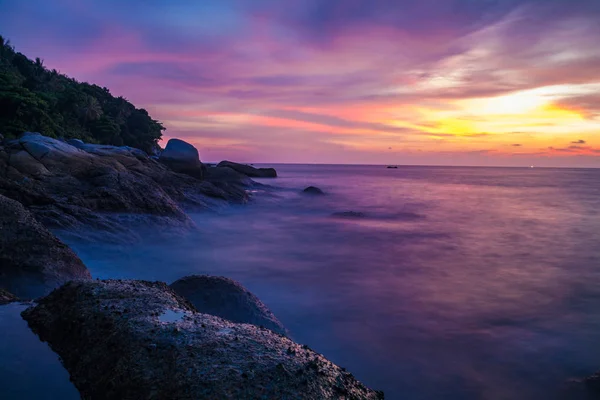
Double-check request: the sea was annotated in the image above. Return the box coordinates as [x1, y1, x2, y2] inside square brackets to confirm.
[2, 164, 600, 400]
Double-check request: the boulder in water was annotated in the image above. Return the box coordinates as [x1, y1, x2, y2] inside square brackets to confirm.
[302, 186, 325, 195]
[0, 195, 90, 299]
[22, 280, 383, 400]
[217, 161, 277, 178]
[159, 139, 204, 179]
[170, 275, 287, 336]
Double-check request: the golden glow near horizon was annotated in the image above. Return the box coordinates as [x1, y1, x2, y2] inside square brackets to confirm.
[145, 7, 600, 165]
[150, 11, 600, 164]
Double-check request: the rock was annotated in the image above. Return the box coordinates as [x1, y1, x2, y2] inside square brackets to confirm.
[217, 161, 277, 178]
[0, 195, 90, 299]
[332, 211, 366, 219]
[159, 139, 204, 179]
[170, 275, 287, 336]
[1, 134, 192, 237]
[22, 280, 382, 400]
[73, 142, 148, 160]
[66, 139, 84, 147]
[205, 166, 249, 183]
[7, 150, 50, 177]
[0, 133, 258, 241]
[303, 186, 325, 195]
[0, 288, 18, 305]
[19, 132, 86, 162]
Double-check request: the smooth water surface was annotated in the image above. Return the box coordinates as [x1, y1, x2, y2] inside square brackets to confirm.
[0, 303, 79, 399]
[8, 165, 600, 399]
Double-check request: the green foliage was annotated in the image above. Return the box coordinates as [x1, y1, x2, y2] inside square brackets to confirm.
[0, 34, 164, 152]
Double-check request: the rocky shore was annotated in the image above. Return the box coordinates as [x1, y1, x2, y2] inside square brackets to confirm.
[23, 280, 383, 399]
[0, 132, 382, 399]
[0, 132, 260, 242]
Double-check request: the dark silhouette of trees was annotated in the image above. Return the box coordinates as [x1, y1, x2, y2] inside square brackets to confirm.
[0, 34, 164, 152]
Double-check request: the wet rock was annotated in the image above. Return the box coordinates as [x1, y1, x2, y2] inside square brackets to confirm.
[0, 134, 225, 238]
[332, 211, 366, 219]
[22, 280, 382, 400]
[170, 275, 287, 336]
[0, 195, 90, 299]
[159, 138, 204, 179]
[303, 186, 325, 195]
[217, 161, 277, 178]
[0, 288, 18, 305]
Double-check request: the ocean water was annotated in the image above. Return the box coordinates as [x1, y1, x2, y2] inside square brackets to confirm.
[3, 165, 600, 399]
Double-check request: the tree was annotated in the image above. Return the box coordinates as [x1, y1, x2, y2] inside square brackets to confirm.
[0, 39, 165, 151]
[78, 95, 102, 127]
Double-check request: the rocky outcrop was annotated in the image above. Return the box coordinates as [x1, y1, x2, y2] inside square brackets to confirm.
[22, 280, 382, 400]
[67, 139, 148, 160]
[170, 275, 287, 336]
[0, 288, 18, 305]
[0, 133, 252, 239]
[303, 186, 325, 195]
[159, 138, 204, 179]
[217, 161, 277, 178]
[0, 194, 90, 299]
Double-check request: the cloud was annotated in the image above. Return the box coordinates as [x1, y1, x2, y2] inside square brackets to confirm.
[571, 139, 586, 144]
[1, 0, 600, 166]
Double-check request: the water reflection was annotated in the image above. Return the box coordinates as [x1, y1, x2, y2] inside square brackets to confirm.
[0, 303, 78, 400]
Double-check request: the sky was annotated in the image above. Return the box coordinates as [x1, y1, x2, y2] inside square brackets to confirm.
[1, 0, 600, 166]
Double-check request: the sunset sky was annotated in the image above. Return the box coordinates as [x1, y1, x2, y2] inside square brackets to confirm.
[2, 0, 600, 166]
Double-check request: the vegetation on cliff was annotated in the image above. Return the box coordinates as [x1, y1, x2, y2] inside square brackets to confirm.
[0, 35, 164, 153]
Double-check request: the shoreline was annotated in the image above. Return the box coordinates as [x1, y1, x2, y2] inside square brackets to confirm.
[0, 132, 383, 399]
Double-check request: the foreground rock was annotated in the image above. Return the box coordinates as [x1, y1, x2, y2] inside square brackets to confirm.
[0, 195, 90, 299]
[303, 186, 325, 195]
[23, 280, 382, 400]
[0, 288, 18, 305]
[217, 160, 277, 178]
[170, 275, 287, 336]
[0, 133, 252, 239]
[159, 138, 204, 179]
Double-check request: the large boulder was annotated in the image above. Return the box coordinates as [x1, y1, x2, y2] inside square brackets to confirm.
[22, 280, 382, 400]
[217, 161, 277, 178]
[170, 275, 287, 336]
[159, 139, 204, 179]
[0, 195, 90, 299]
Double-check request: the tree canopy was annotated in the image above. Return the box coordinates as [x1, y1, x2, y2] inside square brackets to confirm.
[0, 35, 164, 153]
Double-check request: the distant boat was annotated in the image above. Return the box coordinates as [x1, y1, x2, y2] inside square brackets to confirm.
[386, 165, 398, 169]
[530, 165, 534, 168]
